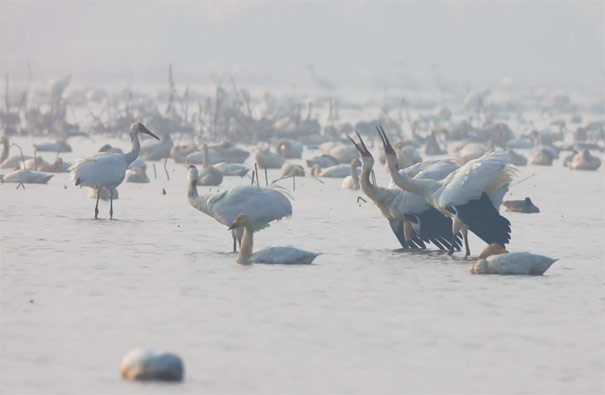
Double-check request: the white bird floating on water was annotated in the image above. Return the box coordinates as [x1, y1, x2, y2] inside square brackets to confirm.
[186, 143, 249, 165]
[228, 214, 319, 264]
[471, 244, 557, 275]
[69, 122, 159, 219]
[214, 162, 249, 177]
[311, 163, 358, 178]
[569, 149, 601, 171]
[0, 169, 53, 184]
[125, 167, 150, 183]
[33, 141, 72, 153]
[187, 165, 292, 252]
[120, 348, 184, 382]
[377, 126, 514, 256]
[195, 144, 223, 186]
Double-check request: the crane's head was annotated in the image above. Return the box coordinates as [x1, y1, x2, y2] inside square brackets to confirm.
[130, 122, 160, 140]
[187, 165, 199, 185]
[376, 125, 399, 171]
[228, 214, 252, 230]
[348, 131, 374, 171]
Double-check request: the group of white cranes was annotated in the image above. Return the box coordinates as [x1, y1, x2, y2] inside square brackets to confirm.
[346, 125, 515, 257]
[59, 121, 557, 270]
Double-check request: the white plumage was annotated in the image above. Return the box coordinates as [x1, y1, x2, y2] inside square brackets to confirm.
[0, 169, 53, 184]
[349, 133, 461, 252]
[377, 126, 514, 255]
[312, 164, 358, 178]
[437, 151, 516, 208]
[120, 348, 184, 381]
[187, 166, 292, 251]
[214, 162, 249, 177]
[71, 152, 130, 189]
[244, 247, 319, 265]
[228, 214, 318, 265]
[471, 245, 557, 275]
[69, 122, 159, 219]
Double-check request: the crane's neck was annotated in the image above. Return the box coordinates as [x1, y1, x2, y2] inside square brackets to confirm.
[386, 161, 438, 198]
[124, 132, 141, 165]
[359, 166, 394, 215]
[0, 140, 9, 163]
[237, 225, 254, 264]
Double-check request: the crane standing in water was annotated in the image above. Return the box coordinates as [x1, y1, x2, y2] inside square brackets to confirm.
[377, 126, 514, 256]
[187, 165, 292, 252]
[69, 122, 159, 219]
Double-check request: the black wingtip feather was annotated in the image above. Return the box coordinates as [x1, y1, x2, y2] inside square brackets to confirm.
[454, 192, 512, 246]
[414, 208, 463, 251]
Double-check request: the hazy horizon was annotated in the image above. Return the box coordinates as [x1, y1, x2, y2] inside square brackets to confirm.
[1, 1, 603, 92]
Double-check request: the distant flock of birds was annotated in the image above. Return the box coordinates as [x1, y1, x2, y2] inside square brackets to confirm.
[0, 122, 572, 274]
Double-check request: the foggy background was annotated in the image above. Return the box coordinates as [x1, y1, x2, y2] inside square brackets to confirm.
[1, 1, 603, 91]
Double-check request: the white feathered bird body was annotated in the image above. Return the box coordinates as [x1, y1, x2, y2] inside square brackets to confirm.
[70, 152, 130, 189]
[246, 247, 318, 265]
[436, 151, 516, 208]
[188, 185, 292, 231]
[472, 252, 557, 275]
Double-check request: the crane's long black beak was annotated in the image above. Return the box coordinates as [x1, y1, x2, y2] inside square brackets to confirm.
[376, 125, 396, 155]
[227, 223, 236, 231]
[142, 125, 160, 140]
[348, 131, 372, 158]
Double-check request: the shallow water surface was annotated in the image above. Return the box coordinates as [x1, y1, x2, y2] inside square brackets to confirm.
[1, 138, 604, 394]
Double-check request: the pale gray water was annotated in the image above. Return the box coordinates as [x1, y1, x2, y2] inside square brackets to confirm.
[1, 136, 604, 394]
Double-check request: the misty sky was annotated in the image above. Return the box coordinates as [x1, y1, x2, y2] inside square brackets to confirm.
[1, 1, 603, 90]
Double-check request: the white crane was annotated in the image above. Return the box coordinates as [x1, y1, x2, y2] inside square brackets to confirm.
[187, 165, 292, 252]
[348, 132, 462, 251]
[228, 214, 319, 264]
[69, 122, 159, 219]
[377, 126, 514, 256]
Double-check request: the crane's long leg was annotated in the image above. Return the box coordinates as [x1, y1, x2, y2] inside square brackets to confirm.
[109, 190, 114, 219]
[463, 227, 471, 257]
[402, 220, 412, 249]
[94, 190, 100, 219]
[448, 218, 463, 256]
[232, 230, 237, 253]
